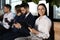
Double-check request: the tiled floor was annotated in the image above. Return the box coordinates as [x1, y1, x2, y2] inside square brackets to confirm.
[54, 22, 60, 40]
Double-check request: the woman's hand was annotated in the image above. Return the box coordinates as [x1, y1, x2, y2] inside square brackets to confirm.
[28, 27, 39, 34]
[13, 23, 22, 29]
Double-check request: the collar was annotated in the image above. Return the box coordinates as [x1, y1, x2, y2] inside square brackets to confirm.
[5, 12, 11, 15]
[39, 15, 47, 19]
[25, 12, 30, 18]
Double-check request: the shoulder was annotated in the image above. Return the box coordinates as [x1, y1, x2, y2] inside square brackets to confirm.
[10, 12, 15, 17]
[45, 16, 51, 22]
[28, 13, 34, 18]
[4, 14, 7, 17]
[10, 12, 14, 15]
[44, 16, 52, 25]
[29, 13, 33, 16]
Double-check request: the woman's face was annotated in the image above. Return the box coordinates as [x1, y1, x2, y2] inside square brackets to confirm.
[38, 5, 45, 16]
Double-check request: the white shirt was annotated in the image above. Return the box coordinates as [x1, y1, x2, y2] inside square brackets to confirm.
[25, 12, 30, 18]
[3, 12, 15, 29]
[35, 15, 51, 39]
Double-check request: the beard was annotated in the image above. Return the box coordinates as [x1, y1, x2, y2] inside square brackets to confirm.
[21, 11, 28, 15]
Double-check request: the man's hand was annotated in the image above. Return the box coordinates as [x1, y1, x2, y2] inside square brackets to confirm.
[14, 23, 22, 29]
[5, 18, 9, 23]
[28, 27, 39, 34]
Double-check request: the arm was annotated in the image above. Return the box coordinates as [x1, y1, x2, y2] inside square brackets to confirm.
[28, 27, 39, 34]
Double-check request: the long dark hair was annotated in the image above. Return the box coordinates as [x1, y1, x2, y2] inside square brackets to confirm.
[37, 3, 47, 17]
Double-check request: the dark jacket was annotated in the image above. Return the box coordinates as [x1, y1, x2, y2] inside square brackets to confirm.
[16, 13, 35, 36]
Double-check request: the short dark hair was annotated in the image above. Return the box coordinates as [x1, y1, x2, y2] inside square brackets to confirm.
[15, 5, 21, 13]
[37, 3, 47, 16]
[4, 4, 11, 10]
[20, 3, 29, 9]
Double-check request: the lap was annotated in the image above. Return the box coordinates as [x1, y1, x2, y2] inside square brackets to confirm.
[1, 29, 30, 40]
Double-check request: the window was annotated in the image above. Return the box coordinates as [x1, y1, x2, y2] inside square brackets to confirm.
[11, 0, 22, 13]
[53, 5, 60, 19]
[0, 0, 5, 9]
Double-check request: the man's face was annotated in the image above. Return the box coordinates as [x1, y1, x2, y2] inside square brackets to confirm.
[20, 7, 27, 14]
[4, 6, 10, 13]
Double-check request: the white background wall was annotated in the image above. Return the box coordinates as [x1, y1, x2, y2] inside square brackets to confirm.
[5, 0, 49, 16]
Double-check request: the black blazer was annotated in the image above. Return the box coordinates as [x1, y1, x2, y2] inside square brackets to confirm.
[18, 13, 35, 37]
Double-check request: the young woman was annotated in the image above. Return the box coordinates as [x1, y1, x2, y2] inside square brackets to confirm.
[28, 3, 52, 40]
[12, 5, 23, 32]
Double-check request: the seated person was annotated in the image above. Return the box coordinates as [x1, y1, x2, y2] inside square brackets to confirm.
[11, 5, 25, 32]
[0, 4, 15, 40]
[28, 3, 52, 40]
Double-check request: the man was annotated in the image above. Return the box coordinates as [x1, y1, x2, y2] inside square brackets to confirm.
[0, 4, 15, 35]
[3, 4, 15, 29]
[2, 3, 35, 40]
